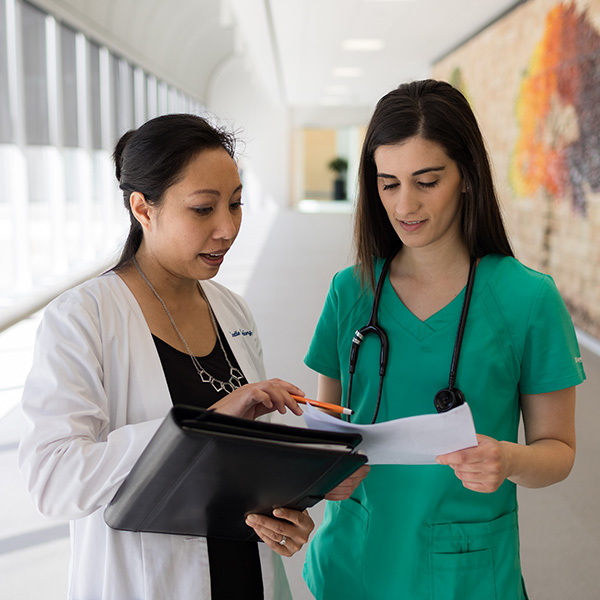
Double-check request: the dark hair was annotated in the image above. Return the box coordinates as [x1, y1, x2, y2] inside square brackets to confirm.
[355, 79, 513, 289]
[112, 113, 237, 270]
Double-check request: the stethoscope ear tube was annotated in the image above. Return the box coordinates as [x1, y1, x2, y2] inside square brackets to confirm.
[349, 331, 363, 375]
[345, 256, 394, 423]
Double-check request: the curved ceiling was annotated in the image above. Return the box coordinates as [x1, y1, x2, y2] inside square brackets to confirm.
[30, 0, 235, 99]
[30, 0, 525, 117]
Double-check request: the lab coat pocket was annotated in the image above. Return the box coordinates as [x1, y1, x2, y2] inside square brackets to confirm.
[429, 510, 523, 600]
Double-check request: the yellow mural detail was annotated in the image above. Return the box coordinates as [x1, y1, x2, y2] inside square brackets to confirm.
[510, 2, 600, 214]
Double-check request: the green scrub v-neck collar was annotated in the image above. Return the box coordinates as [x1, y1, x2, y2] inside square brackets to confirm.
[376, 254, 492, 341]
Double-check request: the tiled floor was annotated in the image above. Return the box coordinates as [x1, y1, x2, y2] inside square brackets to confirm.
[1, 207, 599, 599]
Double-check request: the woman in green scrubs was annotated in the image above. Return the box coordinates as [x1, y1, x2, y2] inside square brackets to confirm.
[303, 80, 585, 599]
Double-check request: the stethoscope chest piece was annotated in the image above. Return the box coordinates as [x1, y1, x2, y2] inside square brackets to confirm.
[433, 388, 465, 413]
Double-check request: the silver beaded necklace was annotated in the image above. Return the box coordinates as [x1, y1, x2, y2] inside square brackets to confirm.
[133, 256, 244, 394]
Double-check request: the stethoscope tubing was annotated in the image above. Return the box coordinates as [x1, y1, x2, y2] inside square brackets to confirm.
[447, 257, 477, 391]
[345, 254, 476, 423]
[346, 255, 393, 423]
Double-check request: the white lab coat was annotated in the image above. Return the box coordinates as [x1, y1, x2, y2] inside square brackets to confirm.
[18, 271, 292, 600]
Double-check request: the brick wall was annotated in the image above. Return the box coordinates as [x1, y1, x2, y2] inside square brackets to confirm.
[433, 0, 600, 338]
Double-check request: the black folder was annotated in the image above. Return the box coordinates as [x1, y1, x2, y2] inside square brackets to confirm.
[104, 405, 367, 542]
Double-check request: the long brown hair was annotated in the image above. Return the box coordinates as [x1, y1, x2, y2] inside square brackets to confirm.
[355, 79, 513, 289]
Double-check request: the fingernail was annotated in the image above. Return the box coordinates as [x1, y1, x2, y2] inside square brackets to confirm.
[273, 508, 283, 517]
[246, 515, 257, 524]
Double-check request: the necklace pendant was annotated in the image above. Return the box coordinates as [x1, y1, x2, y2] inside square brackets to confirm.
[230, 368, 244, 381]
[222, 381, 235, 394]
[212, 380, 225, 393]
[199, 371, 213, 384]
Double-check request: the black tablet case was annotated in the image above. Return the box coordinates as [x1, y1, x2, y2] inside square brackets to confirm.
[104, 405, 367, 542]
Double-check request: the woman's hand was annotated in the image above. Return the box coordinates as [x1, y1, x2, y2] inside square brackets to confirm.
[437, 388, 577, 492]
[211, 379, 304, 420]
[436, 434, 509, 493]
[245, 508, 315, 557]
[324, 465, 371, 500]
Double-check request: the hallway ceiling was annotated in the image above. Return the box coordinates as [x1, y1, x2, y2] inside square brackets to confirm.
[32, 0, 523, 118]
[231, 0, 523, 109]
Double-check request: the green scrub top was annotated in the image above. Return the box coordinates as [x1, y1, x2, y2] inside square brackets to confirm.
[303, 254, 585, 600]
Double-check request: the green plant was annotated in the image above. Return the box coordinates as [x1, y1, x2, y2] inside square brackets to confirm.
[327, 157, 348, 174]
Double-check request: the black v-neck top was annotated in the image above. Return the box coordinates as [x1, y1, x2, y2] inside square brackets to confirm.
[153, 329, 263, 600]
[153, 321, 248, 408]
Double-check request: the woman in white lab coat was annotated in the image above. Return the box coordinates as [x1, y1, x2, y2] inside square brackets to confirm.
[18, 113, 314, 600]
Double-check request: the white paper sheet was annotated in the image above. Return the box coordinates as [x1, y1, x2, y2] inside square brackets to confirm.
[302, 402, 478, 465]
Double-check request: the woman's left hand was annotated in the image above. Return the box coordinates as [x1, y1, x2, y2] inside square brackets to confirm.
[436, 434, 510, 493]
[245, 508, 314, 557]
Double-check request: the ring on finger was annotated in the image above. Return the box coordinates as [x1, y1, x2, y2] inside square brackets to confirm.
[279, 535, 287, 546]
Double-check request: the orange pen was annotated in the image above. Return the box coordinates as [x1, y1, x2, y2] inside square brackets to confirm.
[290, 394, 354, 416]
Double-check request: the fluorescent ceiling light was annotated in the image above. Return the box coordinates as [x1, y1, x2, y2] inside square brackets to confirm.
[332, 67, 363, 78]
[342, 38, 384, 51]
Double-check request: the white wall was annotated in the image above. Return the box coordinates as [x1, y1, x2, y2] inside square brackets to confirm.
[207, 55, 291, 211]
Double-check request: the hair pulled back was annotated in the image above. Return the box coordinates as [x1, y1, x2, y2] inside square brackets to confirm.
[355, 79, 513, 289]
[112, 113, 236, 270]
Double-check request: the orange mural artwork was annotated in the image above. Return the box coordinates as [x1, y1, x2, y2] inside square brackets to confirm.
[511, 2, 600, 215]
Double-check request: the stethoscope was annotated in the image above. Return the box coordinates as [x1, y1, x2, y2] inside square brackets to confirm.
[345, 254, 477, 423]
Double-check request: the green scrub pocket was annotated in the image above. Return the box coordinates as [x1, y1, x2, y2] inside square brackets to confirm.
[429, 510, 527, 600]
[304, 498, 371, 598]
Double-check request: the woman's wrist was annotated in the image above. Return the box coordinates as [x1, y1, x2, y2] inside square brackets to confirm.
[503, 439, 575, 489]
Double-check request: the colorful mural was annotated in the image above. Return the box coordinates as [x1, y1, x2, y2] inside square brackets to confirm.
[510, 2, 600, 215]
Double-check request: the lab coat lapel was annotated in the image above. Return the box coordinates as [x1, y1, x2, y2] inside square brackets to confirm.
[200, 281, 265, 384]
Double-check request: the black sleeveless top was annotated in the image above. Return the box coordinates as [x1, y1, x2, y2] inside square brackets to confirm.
[153, 327, 264, 600]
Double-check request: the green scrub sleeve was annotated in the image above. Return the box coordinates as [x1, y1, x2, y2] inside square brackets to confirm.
[304, 272, 344, 381]
[519, 274, 586, 395]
